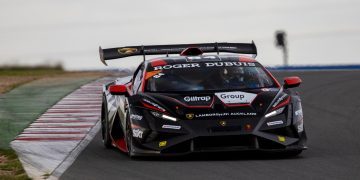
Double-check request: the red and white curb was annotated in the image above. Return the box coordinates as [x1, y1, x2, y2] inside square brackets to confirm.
[10, 78, 111, 180]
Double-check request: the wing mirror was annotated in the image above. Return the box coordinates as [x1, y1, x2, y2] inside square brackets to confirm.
[284, 76, 302, 88]
[109, 85, 128, 96]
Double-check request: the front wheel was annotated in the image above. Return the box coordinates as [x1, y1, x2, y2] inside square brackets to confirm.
[125, 112, 135, 157]
[101, 100, 112, 149]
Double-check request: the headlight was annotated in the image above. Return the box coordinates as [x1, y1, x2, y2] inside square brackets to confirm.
[265, 107, 285, 118]
[150, 111, 177, 122]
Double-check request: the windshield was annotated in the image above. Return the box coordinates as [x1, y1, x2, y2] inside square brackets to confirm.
[145, 62, 276, 92]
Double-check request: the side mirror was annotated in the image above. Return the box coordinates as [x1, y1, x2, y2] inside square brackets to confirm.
[284, 76, 302, 88]
[109, 85, 128, 96]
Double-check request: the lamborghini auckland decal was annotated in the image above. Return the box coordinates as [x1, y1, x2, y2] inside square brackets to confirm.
[195, 112, 256, 118]
[215, 91, 257, 104]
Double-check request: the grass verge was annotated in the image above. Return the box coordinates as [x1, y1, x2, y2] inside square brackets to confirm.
[0, 66, 65, 94]
[0, 149, 30, 180]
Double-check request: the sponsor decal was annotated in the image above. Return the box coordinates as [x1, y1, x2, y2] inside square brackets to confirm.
[162, 125, 181, 130]
[154, 63, 200, 70]
[118, 47, 138, 55]
[150, 111, 161, 118]
[219, 120, 227, 126]
[185, 113, 194, 119]
[195, 112, 256, 118]
[278, 136, 286, 142]
[143, 99, 166, 112]
[145, 70, 162, 80]
[159, 141, 167, 147]
[266, 120, 284, 126]
[215, 91, 257, 104]
[153, 62, 256, 70]
[153, 72, 165, 78]
[295, 109, 303, 117]
[184, 96, 211, 102]
[272, 94, 288, 108]
[132, 129, 143, 138]
[205, 62, 255, 67]
[130, 114, 143, 121]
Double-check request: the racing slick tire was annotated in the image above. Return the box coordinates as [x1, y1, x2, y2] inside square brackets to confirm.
[101, 97, 112, 149]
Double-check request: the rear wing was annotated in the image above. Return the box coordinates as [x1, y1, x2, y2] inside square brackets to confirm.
[99, 42, 257, 65]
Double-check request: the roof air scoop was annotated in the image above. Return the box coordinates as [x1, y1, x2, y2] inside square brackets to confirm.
[180, 47, 203, 56]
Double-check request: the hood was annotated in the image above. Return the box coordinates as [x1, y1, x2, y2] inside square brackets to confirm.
[141, 88, 280, 120]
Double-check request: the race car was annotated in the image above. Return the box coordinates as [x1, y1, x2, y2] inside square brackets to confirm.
[99, 42, 307, 157]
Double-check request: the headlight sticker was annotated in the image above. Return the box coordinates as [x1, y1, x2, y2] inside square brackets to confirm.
[272, 94, 288, 108]
[142, 99, 166, 112]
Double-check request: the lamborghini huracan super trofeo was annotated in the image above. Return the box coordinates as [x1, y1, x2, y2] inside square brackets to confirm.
[99, 42, 307, 157]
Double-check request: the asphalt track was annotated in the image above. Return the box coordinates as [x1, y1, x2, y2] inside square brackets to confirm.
[62, 71, 360, 180]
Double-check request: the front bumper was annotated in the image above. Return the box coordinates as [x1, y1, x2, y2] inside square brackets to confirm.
[129, 109, 307, 156]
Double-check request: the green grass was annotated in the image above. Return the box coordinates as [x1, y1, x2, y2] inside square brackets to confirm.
[0, 149, 30, 180]
[0, 66, 64, 76]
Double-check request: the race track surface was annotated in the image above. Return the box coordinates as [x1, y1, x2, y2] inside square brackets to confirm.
[61, 71, 360, 180]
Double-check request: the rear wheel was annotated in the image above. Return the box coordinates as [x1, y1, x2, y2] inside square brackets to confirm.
[101, 100, 112, 148]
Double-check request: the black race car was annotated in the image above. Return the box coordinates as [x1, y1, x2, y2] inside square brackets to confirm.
[99, 42, 307, 157]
